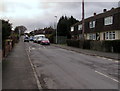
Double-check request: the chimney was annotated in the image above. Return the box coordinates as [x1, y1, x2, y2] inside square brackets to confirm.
[118, 1, 120, 7]
[111, 7, 114, 10]
[94, 13, 96, 16]
[103, 9, 107, 12]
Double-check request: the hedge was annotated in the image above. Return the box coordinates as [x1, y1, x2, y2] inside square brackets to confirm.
[67, 39, 80, 48]
[66, 39, 120, 53]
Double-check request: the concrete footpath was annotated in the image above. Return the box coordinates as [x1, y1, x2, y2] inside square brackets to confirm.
[2, 38, 39, 90]
[52, 44, 120, 60]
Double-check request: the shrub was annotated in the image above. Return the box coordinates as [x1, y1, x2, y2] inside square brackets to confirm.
[83, 40, 91, 49]
[66, 39, 120, 53]
[112, 40, 120, 53]
[66, 39, 79, 48]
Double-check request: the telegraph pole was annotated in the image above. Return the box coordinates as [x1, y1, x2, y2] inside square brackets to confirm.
[82, 0, 85, 39]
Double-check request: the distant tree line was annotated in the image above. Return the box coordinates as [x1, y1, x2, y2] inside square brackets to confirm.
[2, 19, 12, 44]
[57, 16, 79, 39]
[14, 26, 27, 35]
[1, 19, 27, 50]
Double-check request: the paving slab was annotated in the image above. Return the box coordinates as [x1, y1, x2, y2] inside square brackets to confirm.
[52, 44, 120, 60]
[2, 38, 39, 90]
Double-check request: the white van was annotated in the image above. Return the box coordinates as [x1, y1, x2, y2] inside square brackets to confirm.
[33, 34, 45, 43]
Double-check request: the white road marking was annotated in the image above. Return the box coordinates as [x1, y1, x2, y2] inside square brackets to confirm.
[29, 47, 31, 52]
[95, 70, 119, 83]
[102, 57, 107, 60]
[115, 61, 119, 63]
[32, 48, 35, 50]
[96, 56, 119, 63]
[97, 56, 101, 58]
[107, 59, 113, 61]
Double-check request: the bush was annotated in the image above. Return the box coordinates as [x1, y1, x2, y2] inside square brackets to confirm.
[101, 40, 120, 53]
[66, 39, 120, 53]
[66, 39, 79, 48]
[83, 40, 91, 49]
[102, 41, 112, 52]
[90, 40, 102, 51]
[112, 40, 120, 53]
[47, 34, 54, 43]
[78, 40, 84, 48]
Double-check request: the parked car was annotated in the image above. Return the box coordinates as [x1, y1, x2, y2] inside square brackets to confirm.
[24, 37, 29, 42]
[40, 38, 50, 45]
[37, 37, 44, 44]
[33, 37, 37, 43]
[33, 34, 45, 43]
[29, 36, 34, 41]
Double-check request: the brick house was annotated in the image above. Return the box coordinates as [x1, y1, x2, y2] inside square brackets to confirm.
[71, 7, 120, 40]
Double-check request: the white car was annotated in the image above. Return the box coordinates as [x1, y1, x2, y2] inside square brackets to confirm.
[33, 36, 37, 43]
[36, 36, 45, 43]
[33, 34, 45, 43]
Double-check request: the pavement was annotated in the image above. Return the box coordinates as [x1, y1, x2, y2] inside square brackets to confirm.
[52, 44, 120, 60]
[2, 38, 39, 90]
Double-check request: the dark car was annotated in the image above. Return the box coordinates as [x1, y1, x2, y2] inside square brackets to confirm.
[24, 37, 29, 42]
[40, 38, 50, 45]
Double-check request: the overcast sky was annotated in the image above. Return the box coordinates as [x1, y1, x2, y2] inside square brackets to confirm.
[0, 0, 119, 32]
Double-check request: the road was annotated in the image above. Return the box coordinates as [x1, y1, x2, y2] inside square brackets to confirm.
[25, 41, 119, 89]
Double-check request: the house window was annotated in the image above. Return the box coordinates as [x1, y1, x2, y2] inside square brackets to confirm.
[112, 32, 115, 39]
[89, 34, 96, 40]
[93, 34, 96, 40]
[104, 16, 113, 25]
[89, 34, 93, 40]
[71, 27, 74, 32]
[105, 32, 109, 39]
[89, 21, 95, 28]
[109, 31, 115, 39]
[105, 31, 115, 40]
[109, 32, 112, 39]
[78, 24, 82, 30]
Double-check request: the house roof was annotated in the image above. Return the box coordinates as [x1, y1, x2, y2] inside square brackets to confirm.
[71, 7, 120, 27]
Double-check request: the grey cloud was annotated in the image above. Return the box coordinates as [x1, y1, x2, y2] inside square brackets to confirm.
[2, 2, 33, 13]
[4, 2, 118, 32]
[84, 2, 118, 18]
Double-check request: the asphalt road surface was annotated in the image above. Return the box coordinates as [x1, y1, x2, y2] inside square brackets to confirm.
[25, 41, 119, 89]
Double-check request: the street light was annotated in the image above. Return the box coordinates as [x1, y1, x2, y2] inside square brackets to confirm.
[19, 28, 21, 40]
[55, 16, 57, 44]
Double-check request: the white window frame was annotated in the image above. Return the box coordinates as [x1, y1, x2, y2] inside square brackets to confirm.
[89, 21, 95, 28]
[93, 34, 96, 40]
[89, 34, 96, 40]
[105, 32, 109, 39]
[78, 24, 82, 30]
[71, 27, 74, 32]
[105, 31, 115, 40]
[104, 16, 113, 25]
[89, 34, 92, 40]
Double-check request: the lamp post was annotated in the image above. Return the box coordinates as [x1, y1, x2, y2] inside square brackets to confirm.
[55, 16, 57, 44]
[19, 28, 21, 40]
